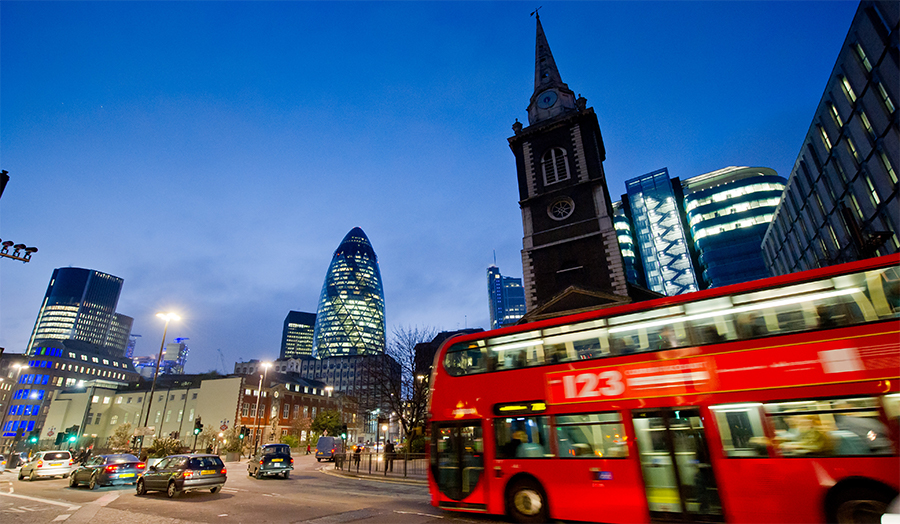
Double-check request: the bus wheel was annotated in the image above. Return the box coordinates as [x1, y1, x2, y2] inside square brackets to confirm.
[507, 478, 548, 523]
[828, 485, 895, 524]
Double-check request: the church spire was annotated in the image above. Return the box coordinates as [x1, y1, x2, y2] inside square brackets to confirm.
[527, 12, 578, 126]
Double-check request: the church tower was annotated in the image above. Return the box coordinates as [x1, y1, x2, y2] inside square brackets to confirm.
[508, 13, 628, 313]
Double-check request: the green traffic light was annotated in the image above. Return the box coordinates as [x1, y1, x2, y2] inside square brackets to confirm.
[68, 435, 77, 442]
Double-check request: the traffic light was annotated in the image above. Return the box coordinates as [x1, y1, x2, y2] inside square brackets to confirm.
[27, 433, 38, 444]
[238, 426, 246, 439]
[193, 417, 203, 435]
[340, 424, 348, 439]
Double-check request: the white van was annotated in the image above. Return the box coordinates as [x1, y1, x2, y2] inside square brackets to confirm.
[315, 436, 343, 462]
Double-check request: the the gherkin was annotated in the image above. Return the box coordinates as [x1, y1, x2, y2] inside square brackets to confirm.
[312, 227, 385, 358]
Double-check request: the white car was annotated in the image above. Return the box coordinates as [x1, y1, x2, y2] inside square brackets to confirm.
[18, 450, 74, 481]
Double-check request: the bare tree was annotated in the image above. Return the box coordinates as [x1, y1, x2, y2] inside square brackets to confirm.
[364, 325, 437, 440]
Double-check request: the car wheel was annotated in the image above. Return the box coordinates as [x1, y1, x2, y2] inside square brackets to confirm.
[316, 458, 321, 462]
[255, 468, 262, 479]
[166, 481, 180, 499]
[136, 478, 147, 496]
[29, 470, 37, 481]
[18, 470, 24, 481]
[89, 474, 99, 490]
[210, 486, 221, 494]
[282, 471, 289, 479]
[69, 474, 79, 488]
[827, 485, 896, 524]
[507, 478, 549, 524]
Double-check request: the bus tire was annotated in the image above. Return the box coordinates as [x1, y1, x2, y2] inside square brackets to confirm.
[506, 477, 549, 523]
[826, 483, 896, 524]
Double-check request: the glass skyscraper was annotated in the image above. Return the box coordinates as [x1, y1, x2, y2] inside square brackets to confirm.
[312, 228, 386, 358]
[624, 169, 699, 296]
[487, 265, 526, 330]
[281, 311, 316, 359]
[27, 267, 132, 357]
[683, 167, 786, 287]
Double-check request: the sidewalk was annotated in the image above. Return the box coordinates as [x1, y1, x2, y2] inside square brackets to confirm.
[325, 453, 427, 485]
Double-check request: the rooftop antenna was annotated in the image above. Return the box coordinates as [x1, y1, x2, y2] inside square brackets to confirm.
[493, 250, 497, 266]
[531, 6, 542, 18]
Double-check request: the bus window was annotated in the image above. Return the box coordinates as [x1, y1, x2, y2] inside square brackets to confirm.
[709, 404, 768, 457]
[495, 417, 551, 458]
[443, 343, 486, 376]
[555, 412, 628, 458]
[765, 397, 894, 457]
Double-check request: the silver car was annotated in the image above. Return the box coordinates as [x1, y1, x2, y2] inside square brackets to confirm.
[18, 450, 74, 481]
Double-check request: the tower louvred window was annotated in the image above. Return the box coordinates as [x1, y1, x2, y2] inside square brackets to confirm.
[542, 148, 570, 185]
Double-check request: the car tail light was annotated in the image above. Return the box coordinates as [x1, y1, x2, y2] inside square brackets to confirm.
[183, 469, 197, 479]
[37, 460, 44, 468]
[137, 463, 146, 470]
[221, 467, 227, 475]
[259, 459, 264, 465]
[331, 448, 335, 453]
[105, 465, 118, 473]
[290, 458, 294, 464]
[69, 459, 74, 465]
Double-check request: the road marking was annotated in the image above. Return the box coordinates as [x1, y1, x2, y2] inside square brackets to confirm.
[394, 510, 445, 518]
[0, 491, 81, 511]
[218, 514, 228, 517]
[53, 514, 72, 521]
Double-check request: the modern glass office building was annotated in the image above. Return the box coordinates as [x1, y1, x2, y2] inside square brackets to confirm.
[612, 200, 643, 288]
[683, 167, 786, 287]
[624, 169, 699, 296]
[281, 311, 316, 359]
[487, 265, 526, 330]
[762, 1, 899, 274]
[26, 267, 132, 357]
[312, 228, 386, 358]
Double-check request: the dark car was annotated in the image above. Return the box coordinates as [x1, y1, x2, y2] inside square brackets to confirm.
[248, 444, 293, 479]
[136, 454, 226, 498]
[69, 453, 146, 489]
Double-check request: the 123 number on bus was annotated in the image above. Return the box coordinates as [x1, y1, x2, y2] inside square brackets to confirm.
[562, 371, 625, 399]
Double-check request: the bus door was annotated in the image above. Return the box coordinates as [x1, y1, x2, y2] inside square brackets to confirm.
[431, 421, 487, 511]
[632, 408, 723, 522]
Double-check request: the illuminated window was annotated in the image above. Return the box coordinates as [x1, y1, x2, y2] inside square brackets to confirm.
[858, 110, 875, 138]
[864, 174, 881, 205]
[828, 102, 843, 128]
[840, 75, 857, 103]
[845, 136, 861, 164]
[853, 43, 872, 72]
[878, 150, 897, 184]
[876, 82, 895, 114]
[818, 126, 832, 152]
[541, 148, 570, 185]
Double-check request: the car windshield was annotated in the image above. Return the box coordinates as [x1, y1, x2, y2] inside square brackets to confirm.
[107, 454, 139, 463]
[43, 452, 70, 460]
[189, 457, 224, 469]
[263, 445, 290, 455]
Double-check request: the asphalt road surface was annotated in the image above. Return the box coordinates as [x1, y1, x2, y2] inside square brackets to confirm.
[0, 454, 507, 524]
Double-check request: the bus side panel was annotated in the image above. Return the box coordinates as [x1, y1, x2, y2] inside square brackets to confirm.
[715, 457, 899, 523]
[544, 458, 649, 523]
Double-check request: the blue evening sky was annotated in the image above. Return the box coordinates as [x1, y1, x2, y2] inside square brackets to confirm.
[0, 1, 858, 372]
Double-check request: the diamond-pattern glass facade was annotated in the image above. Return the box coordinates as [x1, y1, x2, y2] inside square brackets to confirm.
[312, 228, 385, 358]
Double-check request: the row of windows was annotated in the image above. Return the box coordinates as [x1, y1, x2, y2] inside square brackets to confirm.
[444, 264, 898, 376]
[493, 394, 897, 460]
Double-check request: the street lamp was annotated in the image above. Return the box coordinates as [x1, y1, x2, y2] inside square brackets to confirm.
[252, 362, 271, 453]
[0, 363, 28, 453]
[140, 312, 179, 452]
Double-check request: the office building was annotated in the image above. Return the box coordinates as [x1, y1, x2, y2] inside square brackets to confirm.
[762, 1, 899, 274]
[623, 169, 700, 296]
[281, 311, 316, 360]
[683, 167, 787, 287]
[312, 228, 386, 359]
[487, 266, 526, 329]
[132, 338, 189, 378]
[27, 267, 133, 357]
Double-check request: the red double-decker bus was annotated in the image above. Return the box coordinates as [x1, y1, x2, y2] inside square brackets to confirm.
[427, 254, 899, 523]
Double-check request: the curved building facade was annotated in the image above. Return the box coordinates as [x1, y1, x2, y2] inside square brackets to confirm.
[683, 167, 786, 287]
[312, 228, 385, 359]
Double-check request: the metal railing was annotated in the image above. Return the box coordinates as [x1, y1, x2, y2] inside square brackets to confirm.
[333, 451, 428, 479]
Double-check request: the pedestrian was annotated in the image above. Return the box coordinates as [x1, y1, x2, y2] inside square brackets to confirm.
[306, 444, 311, 455]
[384, 441, 395, 473]
[206, 444, 213, 454]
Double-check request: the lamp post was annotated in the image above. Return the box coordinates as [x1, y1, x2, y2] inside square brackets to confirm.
[252, 362, 271, 453]
[139, 312, 179, 453]
[0, 363, 28, 454]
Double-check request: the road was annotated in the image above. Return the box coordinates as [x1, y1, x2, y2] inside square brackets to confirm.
[0, 454, 506, 524]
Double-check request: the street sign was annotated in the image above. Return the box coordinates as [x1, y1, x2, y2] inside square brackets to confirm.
[220, 424, 228, 431]
[133, 426, 156, 436]
[47, 429, 55, 437]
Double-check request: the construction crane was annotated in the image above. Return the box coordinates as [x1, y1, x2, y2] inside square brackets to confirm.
[216, 349, 228, 375]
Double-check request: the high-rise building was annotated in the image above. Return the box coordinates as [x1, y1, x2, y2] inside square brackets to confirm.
[762, 1, 899, 274]
[507, 14, 628, 313]
[281, 311, 316, 360]
[683, 167, 787, 287]
[487, 266, 526, 330]
[623, 169, 699, 296]
[26, 267, 132, 357]
[312, 227, 386, 358]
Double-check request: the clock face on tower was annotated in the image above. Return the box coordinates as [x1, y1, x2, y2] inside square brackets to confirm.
[537, 90, 558, 109]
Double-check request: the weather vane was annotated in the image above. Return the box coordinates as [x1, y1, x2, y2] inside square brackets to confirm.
[531, 6, 542, 18]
